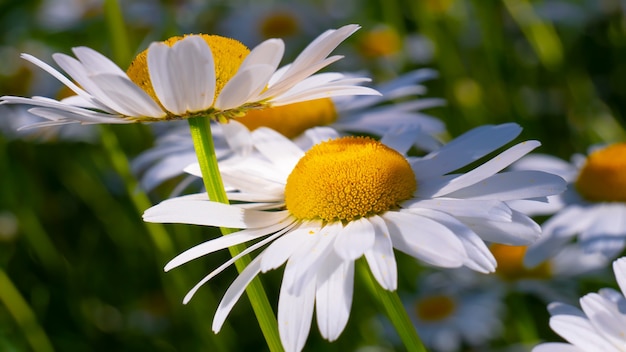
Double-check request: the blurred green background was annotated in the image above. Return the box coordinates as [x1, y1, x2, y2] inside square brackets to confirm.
[1, 0, 625, 351]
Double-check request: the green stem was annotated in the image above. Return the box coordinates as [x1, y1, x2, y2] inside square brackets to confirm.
[104, 0, 132, 66]
[357, 260, 427, 352]
[0, 268, 55, 352]
[188, 116, 284, 352]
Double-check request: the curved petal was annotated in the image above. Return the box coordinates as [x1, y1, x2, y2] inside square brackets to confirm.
[363, 215, 397, 290]
[143, 195, 291, 229]
[315, 254, 354, 341]
[333, 217, 375, 261]
[278, 276, 316, 352]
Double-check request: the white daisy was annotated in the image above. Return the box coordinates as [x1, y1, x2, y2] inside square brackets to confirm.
[0, 24, 378, 128]
[509, 144, 626, 266]
[402, 270, 505, 352]
[532, 257, 626, 352]
[490, 243, 609, 303]
[143, 123, 565, 352]
[132, 69, 446, 192]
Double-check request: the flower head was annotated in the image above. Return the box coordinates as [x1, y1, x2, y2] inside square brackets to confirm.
[143, 123, 565, 351]
[0, 25, 378, 128]
[532, 257, 626, 352]
[401, 270, 505, 352]
[510, 144, 626, 266]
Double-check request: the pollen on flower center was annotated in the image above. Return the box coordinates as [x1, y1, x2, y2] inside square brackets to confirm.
[491, 244, 551, 281]
[575, 143, 626, 202]
[236, 98, 337, 139]
[284, 136, 416, 222]
[415, 295, 456, 322]
[126, 34, 250, 106]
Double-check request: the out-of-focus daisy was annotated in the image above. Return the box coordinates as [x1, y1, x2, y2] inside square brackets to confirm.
[143, 123, 565, 352]
[218, 2, 329, 58]
[400, 270, 505, 352]
[132, 69, 446, 192]
[532, 257, 626, 352]
[0, 25, 378, 128]
[490, 243, 609, 303]
[510, 144, 626, 266]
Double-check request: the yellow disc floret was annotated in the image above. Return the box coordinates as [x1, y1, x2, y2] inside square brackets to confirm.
[491, 244, 551, 281]
[576, 143, 626, 202]
[285, 136, 416, 222]
[236, 98, 337, 139]
[415, 295, 457, 322]
[126, 34, 249, 109]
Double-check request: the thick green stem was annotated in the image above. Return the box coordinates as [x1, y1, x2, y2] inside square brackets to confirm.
[357, 259, 427, 352]
[188, 116, 284, 352]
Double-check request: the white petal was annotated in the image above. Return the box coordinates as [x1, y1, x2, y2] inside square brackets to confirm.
[260, 221, 317, 272]
[212, 255, 263, 332]
[412, 123, 522, 180]
[72, 46, 128, 76]
[164, 220, 292, 271]
[427, 140, 542, 198]
[412, 208, 496, 273]
[333, 217, 375, 260]
[283, 222, 338, 296]
[363, 216, 397, 291]
[251, 127, 305, 172]
[149, 36, 217, 114]
[143, 195, 291, 229]
[383, 211, 466, 268]
[315, 255, 354, 341]
[215, 64, 275, 110]
[181, 228, 287, 304]
[614, 257, 626, 297]
[89, 73, 166, 118]
[221, 120, 253, 157]
[278, 276, 316, 352]
[463, 209, 541, 245]
[445, 170, 566, 201]
[532, 343, 585, 352]
[580, 293, 626, 347]
[403, 198, 513, 222]
[240, 38, 284, 70]
[579, 204, 626, 257]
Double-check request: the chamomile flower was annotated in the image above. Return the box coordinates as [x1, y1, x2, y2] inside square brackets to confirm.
[510, 144, 626, 266]
[132, 69, 445, 192]
[143, 123, 565, 352]
[402, 270, 505, 352]
[491, 243, 608, 303]
[532, 257, 626, 352]
[0, 24, 378, 128]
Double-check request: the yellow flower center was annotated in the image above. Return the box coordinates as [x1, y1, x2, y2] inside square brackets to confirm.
[236, 98, 337, 139]
[259, 12, 299, 39]
[357, 26, 402, 58]
[285, 136, 416, 222]
[126, 34, 249, 109]
[575, 143, 626, 202]
[491, 244, 552, 281]
[415, 295, 456, 322]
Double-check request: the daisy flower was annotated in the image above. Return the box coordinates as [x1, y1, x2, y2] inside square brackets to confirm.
[132, 69, 446, 192]
[400, 270, 505, 352]
[143, 123, 565, 352]
[0, 24, 378, 128]
[490, 243, 609, 303]
[509, 144, 626, 266]
[532, 257, 626, 352]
